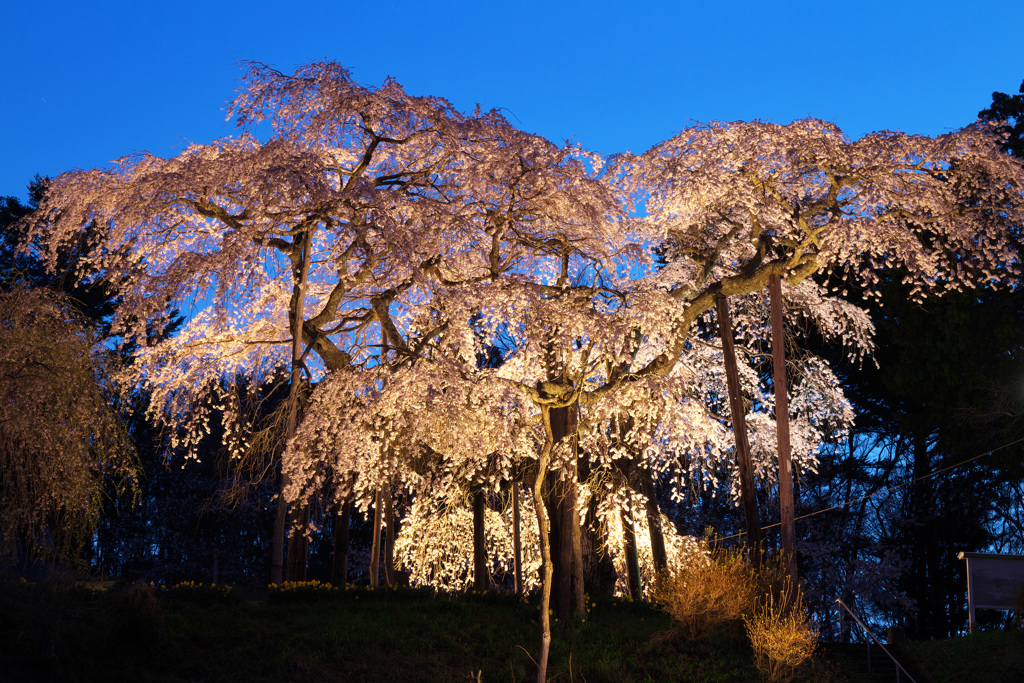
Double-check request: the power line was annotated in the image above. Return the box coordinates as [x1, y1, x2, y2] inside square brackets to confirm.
[718, 434, 1024, 543]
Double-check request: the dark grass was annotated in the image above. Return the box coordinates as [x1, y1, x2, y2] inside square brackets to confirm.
[906, 629, 1024, 683]
[0, 578, 821, 682]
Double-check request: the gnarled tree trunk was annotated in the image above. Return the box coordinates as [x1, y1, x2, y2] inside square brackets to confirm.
[273, 226, 313, 584]
[570, 473, 585, 616]
[384, 488, 396, 586]
[621, 494, 642, 599]
[548, 403, 583, 622]
[286, 503, 310, 581]
[369, 487, 382, 588]
[271, 477, 288, 584]
[640, 469, 668, 581]
[473, 488, 488, 590]
[332, 499, 351, 587]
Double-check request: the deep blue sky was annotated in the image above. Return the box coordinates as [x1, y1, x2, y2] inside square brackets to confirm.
[4, 0, 1023, 201]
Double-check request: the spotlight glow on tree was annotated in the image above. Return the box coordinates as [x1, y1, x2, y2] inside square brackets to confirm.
[23, 62, 1024, 682]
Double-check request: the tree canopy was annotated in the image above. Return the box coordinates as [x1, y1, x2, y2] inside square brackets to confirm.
[0, 286, 136, 562]
[20, 61, 1024, 678]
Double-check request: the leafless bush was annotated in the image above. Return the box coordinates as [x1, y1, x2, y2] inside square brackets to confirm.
[651, 542, 756, 640]
[744, 584, 817, 683]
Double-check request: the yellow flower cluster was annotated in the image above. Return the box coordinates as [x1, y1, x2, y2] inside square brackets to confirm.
[539, 594, 595, 624]
[77, 583, 109, 594]
[167, 581, 235, 599]
[268, 579, 339, 593]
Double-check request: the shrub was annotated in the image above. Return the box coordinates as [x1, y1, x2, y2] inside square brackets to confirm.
[1011, 584, 1024, 629]
[102, 581, 165, 649]
[744, 585, 817, 683]
[652, 542, 818, 680]
[266, 579, 341, 603]
[163, 581, 241, 606]
[651, 542, 756, 640]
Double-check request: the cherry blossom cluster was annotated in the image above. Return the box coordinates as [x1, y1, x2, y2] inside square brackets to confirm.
[21, 61, 1024, 590]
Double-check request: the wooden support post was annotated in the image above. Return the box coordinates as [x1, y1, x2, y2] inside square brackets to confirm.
[716, 293, 761, 567]
[512, 482, 523, 596]
[769, 274, 797, 586]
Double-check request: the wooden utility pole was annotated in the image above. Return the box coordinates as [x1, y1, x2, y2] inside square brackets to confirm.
[512, 482, 523, 595]
[716, 293, 761, 567]
[769, 274, 797, 585]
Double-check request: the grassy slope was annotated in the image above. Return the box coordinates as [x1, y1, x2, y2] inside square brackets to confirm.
[907, 629, 1024, 683]
[26, 578, 1014, 682]
[1, 580, 762, 683]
